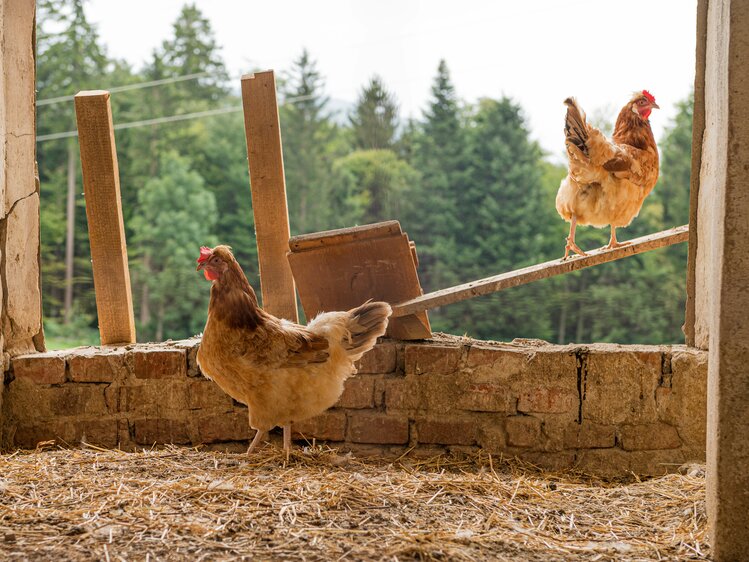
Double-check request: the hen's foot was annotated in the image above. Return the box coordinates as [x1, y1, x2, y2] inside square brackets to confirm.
[563, 237, 588, 259]
[604, 240, 631, 251]
[246, 430, 268, 456]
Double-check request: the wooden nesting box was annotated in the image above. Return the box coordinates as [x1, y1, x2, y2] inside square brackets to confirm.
[287, 221, 431, 340]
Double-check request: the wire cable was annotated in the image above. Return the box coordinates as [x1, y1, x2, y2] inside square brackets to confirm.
[36, 93, 318, 142]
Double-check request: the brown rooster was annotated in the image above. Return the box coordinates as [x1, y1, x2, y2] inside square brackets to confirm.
[556, 90, 660, 258]
[195, 245, 391, 457]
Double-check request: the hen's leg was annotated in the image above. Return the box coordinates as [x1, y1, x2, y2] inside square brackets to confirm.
[283, 425, 292, 460]
[564, 214, 588, 259]
[246, 429, 267, 455]
[605, 226, 630, 250]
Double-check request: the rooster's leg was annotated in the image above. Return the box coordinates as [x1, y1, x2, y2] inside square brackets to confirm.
[605, 226, 630, 250]
[283, 425, 292, 460]
[564, 214, 588, 259]
[246, 429, 267, 455]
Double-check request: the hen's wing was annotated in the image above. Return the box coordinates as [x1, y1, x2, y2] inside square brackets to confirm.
[564, 97, 656, 186]
[274, 321, 330, 366]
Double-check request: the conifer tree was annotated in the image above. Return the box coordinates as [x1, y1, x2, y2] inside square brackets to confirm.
[280, 49, 341, 233]
[130, 152, 217, 341]
[349, 76, 399, 149]
[442, 97, 555, 340]
[405, 60, 465, 303]
[37, 0, 110, 325]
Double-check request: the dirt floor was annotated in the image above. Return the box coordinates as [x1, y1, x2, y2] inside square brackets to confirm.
[0, 444, 709, 561]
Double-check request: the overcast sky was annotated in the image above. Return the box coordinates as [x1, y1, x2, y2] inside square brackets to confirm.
[85, 0, 698, 159]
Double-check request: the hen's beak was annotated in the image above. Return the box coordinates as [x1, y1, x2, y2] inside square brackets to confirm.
[196, 262, 205, 272]
[651, 101, 660, 110]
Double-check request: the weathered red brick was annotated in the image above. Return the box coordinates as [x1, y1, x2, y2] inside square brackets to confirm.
[197, 411, 251, 443]
[456, 382, 516, 413]
[68, 349, 126, 383]
[563, 422, 615, 449]
[416, 418, 478, 445]
[518, 387, 578, 414]
[12, 420, 72, 449]
[133, 349, 186, 379]
[76, 419, 121, 448]
[336, 377, 376, 409]
[575, 448, 685, 478]
[12, 418, 120, 449]
[348, 413, 409, 444]
[187, 379, 233, 411]
[384, 379, 418, 410]
[584, 350, 662, 424]
[465, 345, 528, 376]
[120, 382, 189, 414]
[173, 338, 202, 377]
[293, 411, 347, 442]
[42, 385, 110, 417]
[519, 451, 577, 472]
[619, 423, 681, 451]
[505, 415, 542, 448]
[12, 352, 66, 384]
[356, 343, 397, 374]
[405, 344, 461, 375]
[132, 418, 191, 445]
[656, 349, 707, 451]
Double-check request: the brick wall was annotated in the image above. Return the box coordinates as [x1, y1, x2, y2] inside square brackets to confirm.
[3, 335, 707, 477]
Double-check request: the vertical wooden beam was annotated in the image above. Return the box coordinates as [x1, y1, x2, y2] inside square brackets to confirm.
[74, 90, 136, 345]
[241, 71, 298, 322]
[684, 0, 708, 347]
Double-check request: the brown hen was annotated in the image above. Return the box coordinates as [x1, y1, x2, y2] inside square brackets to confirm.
[556, 91, 660, 258]
[195, 245, 391, 457]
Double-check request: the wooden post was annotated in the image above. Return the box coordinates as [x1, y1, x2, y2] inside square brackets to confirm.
[241, 71, 298, 322]
[74, 90, 136, 345]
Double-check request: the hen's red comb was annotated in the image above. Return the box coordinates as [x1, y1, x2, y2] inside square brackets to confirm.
[197, 246, 212, 264]
[642, 90, 656, 103]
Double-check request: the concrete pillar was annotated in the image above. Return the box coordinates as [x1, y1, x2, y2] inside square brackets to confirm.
[0, 0, 44, 359]
[695, 0, 749, 558]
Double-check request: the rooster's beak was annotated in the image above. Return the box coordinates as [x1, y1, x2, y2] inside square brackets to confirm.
[651, 102, 660, 110]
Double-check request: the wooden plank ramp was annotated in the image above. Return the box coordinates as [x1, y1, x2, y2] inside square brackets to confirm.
[391, 225, 689, 318]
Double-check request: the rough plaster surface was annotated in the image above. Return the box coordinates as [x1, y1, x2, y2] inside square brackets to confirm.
[702, 0, 749, 558]
[3, 193, 41, 354]
[0, 0, 42, 357]
[4, 337, 708, 478]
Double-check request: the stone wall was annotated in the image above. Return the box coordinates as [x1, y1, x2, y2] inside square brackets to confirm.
[3, 336, 707, 478]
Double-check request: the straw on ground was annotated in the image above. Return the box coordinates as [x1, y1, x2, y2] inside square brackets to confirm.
[0, 444, 708, 561]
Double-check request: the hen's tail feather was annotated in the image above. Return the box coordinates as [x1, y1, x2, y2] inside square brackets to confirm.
[344, 301, 392, 360]
[564, 97, 589, 158]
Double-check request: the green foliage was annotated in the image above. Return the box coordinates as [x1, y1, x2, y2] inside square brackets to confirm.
[43, 313, 100, 350]
[349, 76, 399, 150]
[330, 150, 419, 227]
[37, 2, 693, 347]
[130, 152, 217, 341]
[280, 50, 344, 234]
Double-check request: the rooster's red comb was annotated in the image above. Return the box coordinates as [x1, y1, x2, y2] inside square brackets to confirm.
[642, 90, 656, 103]
[197, 246, 213, 264]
